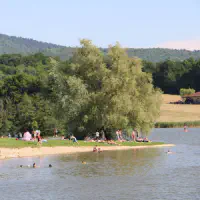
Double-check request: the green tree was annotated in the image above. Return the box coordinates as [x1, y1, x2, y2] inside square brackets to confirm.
[54, 40, 162, 137]
[102, 43, 162, 135]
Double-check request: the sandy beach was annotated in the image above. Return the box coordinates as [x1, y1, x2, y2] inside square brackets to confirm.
[0, 144, 175, 160]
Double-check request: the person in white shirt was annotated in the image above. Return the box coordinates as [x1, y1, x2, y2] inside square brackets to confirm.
[95, 131, 100, 140]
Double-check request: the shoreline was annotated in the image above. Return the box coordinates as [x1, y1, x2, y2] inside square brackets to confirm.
[0, 144, 175, 160]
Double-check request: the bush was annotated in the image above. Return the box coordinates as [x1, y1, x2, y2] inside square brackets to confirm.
[180, 88, 195, 97]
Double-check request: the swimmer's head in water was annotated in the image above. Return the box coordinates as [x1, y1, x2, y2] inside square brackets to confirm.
[20, 165, 23, 168]
[33, 163, 36, 168]
[49, 164, 52, 168]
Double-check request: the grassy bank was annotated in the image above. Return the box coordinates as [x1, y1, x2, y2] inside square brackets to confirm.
[158, 95, 200, 125]
[0, 138, 164, 148]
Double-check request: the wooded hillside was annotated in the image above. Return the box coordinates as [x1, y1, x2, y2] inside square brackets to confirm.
[1, 33, 200, 62]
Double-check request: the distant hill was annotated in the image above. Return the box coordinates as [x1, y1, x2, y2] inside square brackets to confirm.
[0, 33, 64, 54]
[1, 33, 200, 62]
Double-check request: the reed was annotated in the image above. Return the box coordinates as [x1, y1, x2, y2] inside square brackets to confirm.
[155, 121, 200, 128]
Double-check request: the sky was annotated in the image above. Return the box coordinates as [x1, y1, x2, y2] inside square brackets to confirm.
[1, 0, 200, 49]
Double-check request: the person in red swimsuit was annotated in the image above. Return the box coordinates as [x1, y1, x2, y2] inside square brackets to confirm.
[132, 130, 136, 141]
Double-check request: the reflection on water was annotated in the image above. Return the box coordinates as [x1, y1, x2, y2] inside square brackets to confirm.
[0, 128, 200, 200]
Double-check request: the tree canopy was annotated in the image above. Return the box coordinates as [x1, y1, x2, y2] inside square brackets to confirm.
[143, 58, 200, 94]
[0, 39, 162, 137]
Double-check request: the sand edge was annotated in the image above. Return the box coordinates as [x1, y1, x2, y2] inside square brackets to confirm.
[0, 144, 175, 160]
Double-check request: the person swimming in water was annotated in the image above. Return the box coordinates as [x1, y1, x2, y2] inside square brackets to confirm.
[93, 145, 98, 152]
[49, 164, 52, 168]
[167, 150, 173, 154]
[183, 124, 188, 132]
[98, 147, 103, 153]
[33, 163, 36, 168]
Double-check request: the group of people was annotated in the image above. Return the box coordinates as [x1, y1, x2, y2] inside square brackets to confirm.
[116, 129, 124, 141]
[20, 163, 52, 168]
[16, 129, 44, 144]
[84, 135, 118, 145]
[93, 145, 103, 152]
[61, 134, 79, 144]
[95, 130, 105, 140]
[83, 129, 150, 144]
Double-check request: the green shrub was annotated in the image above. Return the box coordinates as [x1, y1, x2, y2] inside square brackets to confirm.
[180, 88, 195, 97]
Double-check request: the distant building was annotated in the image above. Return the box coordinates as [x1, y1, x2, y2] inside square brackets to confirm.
[182, 92, 200, 104]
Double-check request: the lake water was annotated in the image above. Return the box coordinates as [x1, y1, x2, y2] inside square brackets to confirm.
[0, 128, 200, 200]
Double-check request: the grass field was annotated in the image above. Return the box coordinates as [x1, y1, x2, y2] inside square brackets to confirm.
[158, 94, 200, 122]
[0, 138, 164, 148]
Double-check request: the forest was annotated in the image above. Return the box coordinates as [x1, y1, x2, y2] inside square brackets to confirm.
[0, 40, 162, 138]
[143, 58, 200, 94]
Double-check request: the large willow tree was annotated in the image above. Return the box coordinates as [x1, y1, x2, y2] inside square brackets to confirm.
[53, 40, 162, 137]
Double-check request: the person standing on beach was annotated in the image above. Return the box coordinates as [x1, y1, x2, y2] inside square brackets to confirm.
[33, 130, 37, 141]
[36, 130, 42, 144]
[118, 129, 123, 140]
[95, 130, 100, 140]
[54, 128, 58, 137]
[116, 130, 120, 140]
[100, 129, 105, 140]
[132, 130, 136, 141]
